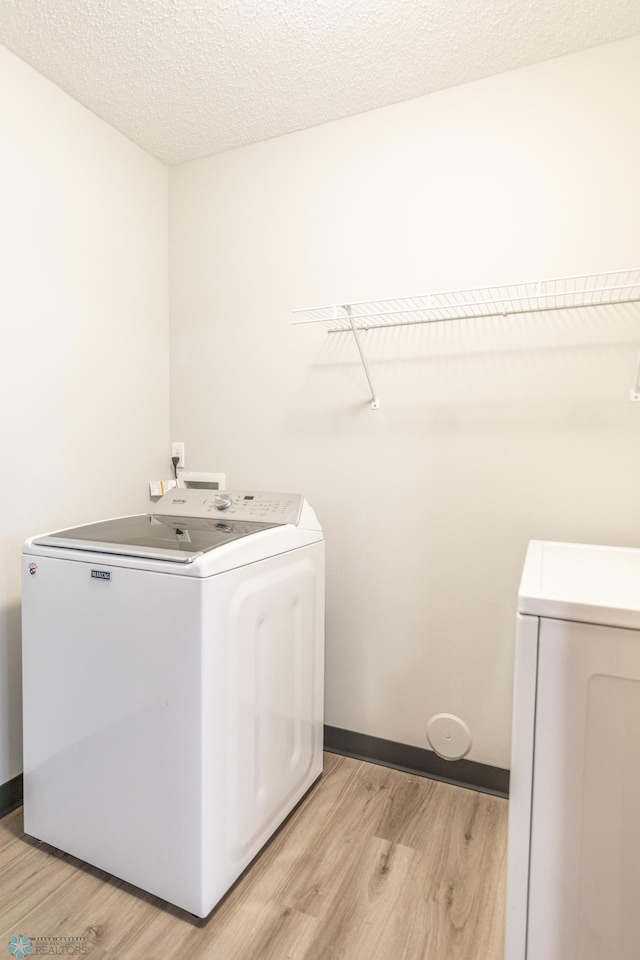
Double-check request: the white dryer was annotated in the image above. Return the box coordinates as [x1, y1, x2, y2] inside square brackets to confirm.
[22, 490, 324, 917]
[506, 540, 640, 960]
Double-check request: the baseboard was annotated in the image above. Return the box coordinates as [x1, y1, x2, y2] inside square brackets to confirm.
[0, 774, 23, 819]
[324, 726, 509, 798]
[0, 731, 508, 822]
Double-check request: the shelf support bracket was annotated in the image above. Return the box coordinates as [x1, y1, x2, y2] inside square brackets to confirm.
[344, 305, 380, 409]
[630, 351, 640, 401]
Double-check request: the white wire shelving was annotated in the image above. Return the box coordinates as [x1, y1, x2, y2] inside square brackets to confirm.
[293, 268, 640, 409]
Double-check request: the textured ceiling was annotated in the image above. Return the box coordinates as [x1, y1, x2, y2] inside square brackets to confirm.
[1, 0, 639, 165]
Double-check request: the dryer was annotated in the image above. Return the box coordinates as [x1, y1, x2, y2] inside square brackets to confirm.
[22, 490, 324, 917]
[506, 539, 640, 960]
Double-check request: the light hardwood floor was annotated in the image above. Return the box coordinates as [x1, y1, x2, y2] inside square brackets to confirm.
[0, 754, 507, 959]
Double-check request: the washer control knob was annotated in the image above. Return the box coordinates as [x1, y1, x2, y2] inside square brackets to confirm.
[213, 495, 232, 511]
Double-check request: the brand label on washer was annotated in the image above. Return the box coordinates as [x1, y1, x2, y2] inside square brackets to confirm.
[91, 569, 111, 581]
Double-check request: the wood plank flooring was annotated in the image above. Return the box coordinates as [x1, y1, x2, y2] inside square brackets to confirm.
[0, 754, 507, 959]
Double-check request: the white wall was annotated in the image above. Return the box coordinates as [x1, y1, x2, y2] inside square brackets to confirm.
[169, 36, 640, 769]
[0, 47, 170, 785]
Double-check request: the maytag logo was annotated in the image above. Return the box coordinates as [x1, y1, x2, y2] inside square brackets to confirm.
[91, 570, 111, 581]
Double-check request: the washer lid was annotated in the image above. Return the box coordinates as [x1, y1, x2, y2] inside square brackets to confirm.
[33, 514, 279, 563]
[519, 540, 640, 629]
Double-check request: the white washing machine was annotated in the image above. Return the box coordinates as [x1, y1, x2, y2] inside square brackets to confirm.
[22, 489, 324, 917]
[506, 540, 640, 960]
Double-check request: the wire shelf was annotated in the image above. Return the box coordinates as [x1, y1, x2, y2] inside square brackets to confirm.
[293, 268, 640, 409]
[293, 269, 640, 332]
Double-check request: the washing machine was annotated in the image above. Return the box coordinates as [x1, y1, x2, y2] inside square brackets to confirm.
[506, 539, 640, 960]
[22, 489, 324, 917]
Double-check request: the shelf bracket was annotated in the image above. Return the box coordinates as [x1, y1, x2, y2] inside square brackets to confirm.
[630, 351, 640, 401]
[344, 305, 380, 409]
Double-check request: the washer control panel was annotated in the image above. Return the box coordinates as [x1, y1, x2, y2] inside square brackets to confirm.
[153, 490, 304, 525]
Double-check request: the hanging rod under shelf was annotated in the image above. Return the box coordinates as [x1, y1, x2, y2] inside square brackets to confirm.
[293, 268, 640, 409]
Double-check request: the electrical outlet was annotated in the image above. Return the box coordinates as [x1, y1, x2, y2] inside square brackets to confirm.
[171, 442, 185, 469]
